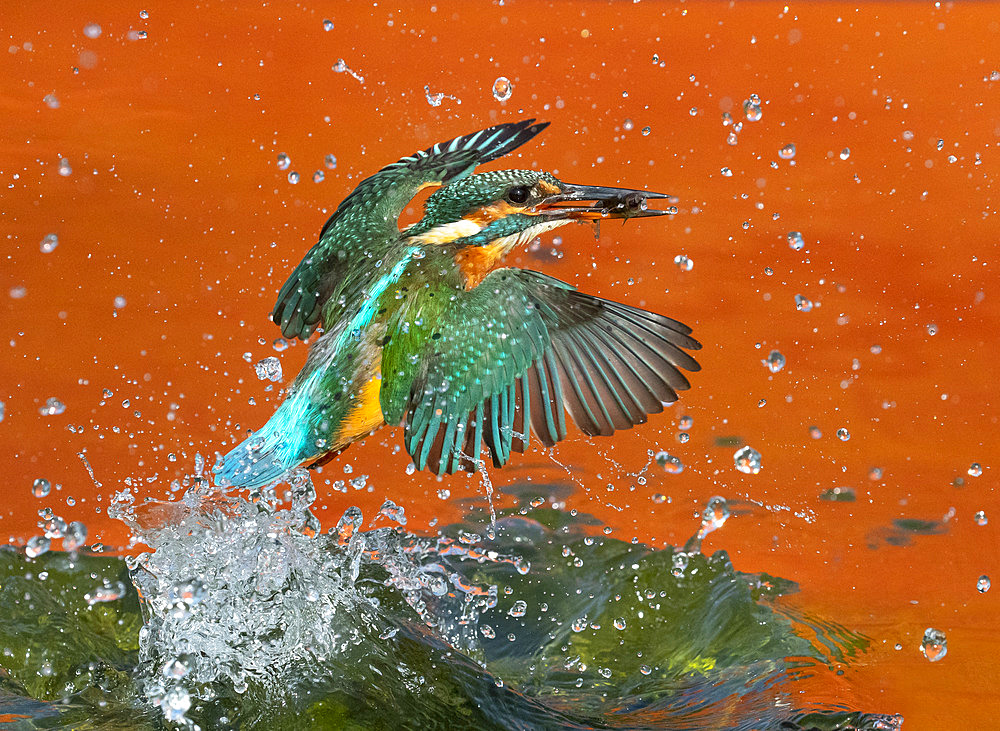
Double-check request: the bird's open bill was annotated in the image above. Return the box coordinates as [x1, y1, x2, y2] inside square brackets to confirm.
[533, 184, 674, 220]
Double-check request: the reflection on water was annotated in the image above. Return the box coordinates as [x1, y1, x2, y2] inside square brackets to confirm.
[1, 473, 901, 729]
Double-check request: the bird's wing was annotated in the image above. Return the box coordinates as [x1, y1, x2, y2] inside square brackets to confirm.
[380, 269, 702, 475]
[272, 119, 549, 340]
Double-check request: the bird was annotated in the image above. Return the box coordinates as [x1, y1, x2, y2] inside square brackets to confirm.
[214, 119, 701, 489]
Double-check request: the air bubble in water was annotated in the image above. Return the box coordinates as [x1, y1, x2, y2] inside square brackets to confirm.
[277, 153, 291, 170]
[726, 131, 738, 146]
[977, 575, 991, 593]
[837, 428, 851, 441]
[58, 158, 72, 176]
[288, 171, 300, 184]
[679, 415, 693, 430]
[43, 93, 60, 109]
[734, 446, 762, 474]
[40, 233, 59, 253]
[762, 349, 785, 373]
[974, 511, 987, 526]
[114, 295, 127, 309]
[787, 231, 805, 250]
[254, 357, 282, 382]
[324, 154, 337, 169]
[840, 148, 851, 160]
[794, 294, 813, 312]
[313, 170, 325, 183]
[778, 143, 796, 160]
[920, 627, 947, 662]
[322, 19, 334, 31]
[84, 23, 102, 39]
[968, 462, 982, 477]
[492, 76, 513, 102]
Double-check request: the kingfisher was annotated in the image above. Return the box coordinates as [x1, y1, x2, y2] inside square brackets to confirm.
[215, 119, 701, 488]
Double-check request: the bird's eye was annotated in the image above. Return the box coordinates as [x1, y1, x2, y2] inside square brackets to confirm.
[505, 185, 531, 204]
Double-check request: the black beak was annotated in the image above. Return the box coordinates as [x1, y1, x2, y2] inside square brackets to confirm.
[534, 183, 673, 220]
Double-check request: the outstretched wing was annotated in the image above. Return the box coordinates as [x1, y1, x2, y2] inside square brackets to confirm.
[272, 119, 550, 340]
[381, 269, 702, 475]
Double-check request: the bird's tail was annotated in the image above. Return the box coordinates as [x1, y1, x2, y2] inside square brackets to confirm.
[214, 416, 302, 490]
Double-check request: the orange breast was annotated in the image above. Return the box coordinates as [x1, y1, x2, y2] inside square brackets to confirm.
[334, 371, 385, 447]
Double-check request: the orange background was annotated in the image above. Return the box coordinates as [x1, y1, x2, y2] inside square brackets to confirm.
[2, 1, 998, 725]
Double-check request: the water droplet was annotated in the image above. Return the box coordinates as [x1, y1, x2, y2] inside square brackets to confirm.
[679, 415, 693, 430]
[43, 93, 60, 109]
[25, 535, 51, 558]
[764, 266, 774, 275]
[757, 398, 767, 408]
[974, 510, 987, 526]
[571, 617, 588, 632]
[58, 158, 72, 176]
[276, 153, 291, 170]
[0, 401, 5, 423]
[322, 18, 334, 31]
[977, 575, 991, 593]
[926, 323, 938, 336]
[840, 148, 851, 160]
[39, 397, 66, 416]
[787, 231, 805, 250]
[508, 600, 527, 617]
[762, 349, 785, 373]
[481, 624, 496, 639]
[32, 478, 51, 498]
[671, 552, 689, 577]
[920, 627, 947, 662]
[639, 664, 652, 675]
[39, 233, 59, 253]
[272, 338, 289, 352]
[676, 432, 690, 444]
[810, 426, 823, 439]
[720, 167, 733, 177]
[641, 126, 651, 136]
[84, 23, 102, 39]
[324, 154, 337, 169]
[287, 171, 300, 184]
[743, 94, 763, 121]
[139, 10, 149, 19]
[673, 254, 693, 271]
[701, 496, 730, 535]
[313, 170, 325, 183]
[113, 295, 127, 309]
[654, 451, 684, 474]
[378, 499, 406, 525]
[689, 107, 698, 116]
[726, 131, 739, 146]
[734, 445, 762, 474]
[652, 493, 668, 504]
[779, 143, 796, 160]
[436, 488, 450, 500]
[794, 294, 813, 312]
[63, 520, 88, 551]
[254, 356, 282, 382]
[837, 428, 851, 441]
[492, 76, 513, 102]
[623, 119, 634, 131]
[968, 462, 982, 477]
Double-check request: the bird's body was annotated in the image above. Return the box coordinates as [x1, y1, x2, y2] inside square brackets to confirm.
[215, 120, 701, 488]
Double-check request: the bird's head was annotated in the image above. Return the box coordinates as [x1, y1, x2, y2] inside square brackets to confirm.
[405, 169, 671, 287]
